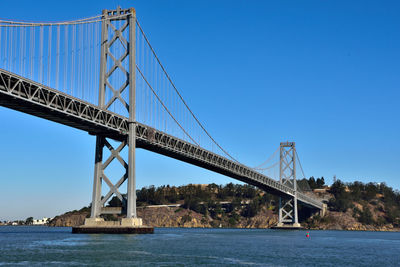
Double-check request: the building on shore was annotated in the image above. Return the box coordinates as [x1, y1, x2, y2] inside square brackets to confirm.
[32, 218, 50, 225]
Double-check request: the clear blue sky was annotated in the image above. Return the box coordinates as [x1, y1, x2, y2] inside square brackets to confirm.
[1, 0, 399, 221]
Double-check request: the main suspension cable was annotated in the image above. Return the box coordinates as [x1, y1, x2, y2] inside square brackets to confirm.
[252, 146, 280, 169]
[136, 19, 239, 163]
[295, 150, 307, 179]
[136, 65, 200, 146]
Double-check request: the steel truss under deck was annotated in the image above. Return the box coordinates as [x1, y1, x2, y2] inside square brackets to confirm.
[0, 68, 323, 210]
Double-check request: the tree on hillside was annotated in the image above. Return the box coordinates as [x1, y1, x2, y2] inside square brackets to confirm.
[358, 207, 374, 225]
[316, 177, 325, 188]
[308, 177, 317, 189]
[329, 180, 346, 197]
[25, 217, 33, 225]
[242, 185, 256, 199]
[108, 196, 123, 207]
[363, 182, 378, 201]
[241, 199, 260, 218]
[328, 180, 353, 212]
[182, 197, 201, 213]
[348, 181, 363, 200]
[165, 187, 178, 203]
[308, 177, 325, 189]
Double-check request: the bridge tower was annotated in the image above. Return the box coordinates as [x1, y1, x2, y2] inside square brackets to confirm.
[277, 142, 301, 228]
[84, 7, 143, 228]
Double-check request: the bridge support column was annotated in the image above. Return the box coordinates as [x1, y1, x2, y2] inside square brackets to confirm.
[90, 136, 104, 218]
[126, 122, 137, 219]
[126, 7, 137, 221]
[276, 142, 301, 229]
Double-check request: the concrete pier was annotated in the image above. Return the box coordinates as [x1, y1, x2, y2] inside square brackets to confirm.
[271, 223, 303, 230]
[72, 218, 154, 234]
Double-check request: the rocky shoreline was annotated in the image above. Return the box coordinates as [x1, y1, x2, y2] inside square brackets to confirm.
[48, 206, 399, 232]
[49, 206, 278, 229]
[305, 210, 400, 232]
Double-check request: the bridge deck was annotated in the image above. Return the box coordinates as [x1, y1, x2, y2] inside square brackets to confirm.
[0, 68, 323, 209]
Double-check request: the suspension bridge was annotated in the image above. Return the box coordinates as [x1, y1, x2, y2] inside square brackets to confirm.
[0, 7, 324, 232]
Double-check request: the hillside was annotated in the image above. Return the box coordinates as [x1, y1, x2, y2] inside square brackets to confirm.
[49, 180, 400, 231]
[50, 183, 279, 228]
[304, 180, 400, 231]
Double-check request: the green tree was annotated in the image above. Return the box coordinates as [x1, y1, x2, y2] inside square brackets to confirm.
[316, 177, 325, 188]
[348, 181, 363, 200]
[243, 185, 256, 199]
[108, 196, 123, 207]
[363, 183, 378, 201]
[308, 177, 317, 189]
[25, 217, 33, 225]
[358, 207, 374, 225]
[241, 199, 260, 218]
[182, 197, 201, 212]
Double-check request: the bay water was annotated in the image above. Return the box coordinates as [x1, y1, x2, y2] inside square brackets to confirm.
[0, 226, 399, 266]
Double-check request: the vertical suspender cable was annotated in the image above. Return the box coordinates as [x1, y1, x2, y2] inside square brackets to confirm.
[56, 25, 60, 90]
[78, 23, 82, 99]
[19, 26, 23, 75]
[29, 27, 32, 79]
[6, 25, 10, 72]
[149, 45, 152, 126]
[86, 23, 90, 102]
[6, 26, 9, 71]
[39, 26, 43, 83]
[82, 23, 85, 101]
[141, 30, 145, 123]
[84, 23, 86, 101]
[12, 26, 15, 73]
[85, 23, 89, 102]
[48, 25, 52, 87]
[6, 27, 9, 71]
[165, 69, 167, 132]
[94, 21, 98, 105]
[78, 23, 81, 99]
[30, 27, 34, 80]
[9, 26, 12, 72]
[23, 26, 26, 76]
[81, 23, 85, 100]
[2, 27, 4, 69]
[92, 22, 95, 103]
[64, 25, 68, 93]
[7, 26, 10, 71]
[87, 23, 90, 102]
[71, 24, 75, 96]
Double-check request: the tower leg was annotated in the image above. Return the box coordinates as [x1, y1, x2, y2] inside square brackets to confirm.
[294, 194, 299, 225]
[121, 122, 142, 227]
[127, 123, 136, 218]
[90, 136, 104, 218]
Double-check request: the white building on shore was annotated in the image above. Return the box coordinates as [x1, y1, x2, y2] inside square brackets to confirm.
[32, 218, 50, 225]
